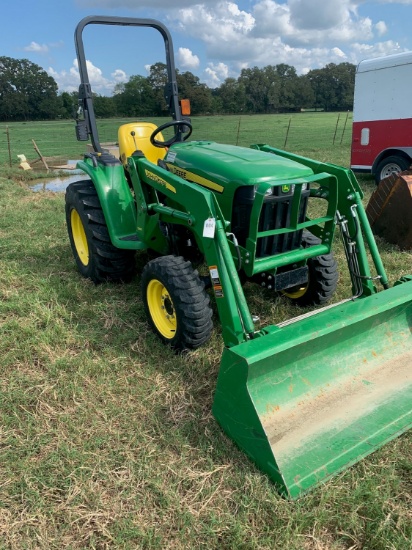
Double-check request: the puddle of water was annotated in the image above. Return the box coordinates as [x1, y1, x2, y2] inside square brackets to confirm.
[31, 174, 87, 192]
[30, 161, 85, 192]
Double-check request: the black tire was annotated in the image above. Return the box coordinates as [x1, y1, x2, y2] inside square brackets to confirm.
[65, 180, 135, 283]
[375, 155, 411, 184]
[282, 231, 339, 306]
[141, 255, 213, 351]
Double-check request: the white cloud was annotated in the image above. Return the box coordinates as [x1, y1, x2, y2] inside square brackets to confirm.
[111, 69, 128, 83]
[177, 2, 255, 45]
[177, 47, 200, 70]
[47, 66, 78, 93]
[74, 59, 107, 90]
[332, 47, 347, 59]
[251, 0, 375, 47]
[48, 59, 127, 94]
[204, 62, 229, 87]
[62, 1, 410, 91]
[349, 40, 404, 61]
[375, 21, 388, 36]
[252, 0, 293, 38]
[24, 41, 49, 54]
[166, 0, 405, 78]
[289, 0, 351, 30]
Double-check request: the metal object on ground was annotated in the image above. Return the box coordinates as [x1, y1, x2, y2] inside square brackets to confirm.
[366, 171, 412, 250]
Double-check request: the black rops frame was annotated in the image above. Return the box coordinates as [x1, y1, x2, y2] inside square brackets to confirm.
[74, 15, 183, 153]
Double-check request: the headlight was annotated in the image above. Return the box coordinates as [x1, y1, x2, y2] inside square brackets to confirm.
[254, 185, 273, 196]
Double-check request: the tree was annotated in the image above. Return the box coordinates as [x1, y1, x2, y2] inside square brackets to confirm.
[216, 78, 247, 114]
[293, 75, 315, 110]
[177, 71, 213, 115]
[306, 62, 355, 111]
[93, 94, 117, 118]
[275, 64, 300, 111]
[114, 75, 156, 116]
[0, 57, 60, 121]
[59, 91, 77, 118]
[329, 62, 356, 110]
[147, 63, 213, 115]
[147, 62, 169, 115]
[238, 67, 275, 113]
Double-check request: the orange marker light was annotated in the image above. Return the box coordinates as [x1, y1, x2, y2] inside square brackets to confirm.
[180, 99, 191, 116]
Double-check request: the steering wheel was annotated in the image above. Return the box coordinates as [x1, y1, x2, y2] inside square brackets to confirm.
[150, 120, 193, 148]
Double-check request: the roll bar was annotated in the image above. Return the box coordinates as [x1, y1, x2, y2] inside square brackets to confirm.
[74, 15, 183, 153]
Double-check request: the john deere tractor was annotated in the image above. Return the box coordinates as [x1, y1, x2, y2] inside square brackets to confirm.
[66, 16, 412, 498]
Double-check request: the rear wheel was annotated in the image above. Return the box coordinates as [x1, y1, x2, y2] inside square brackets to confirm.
[65, 180, 135, 283]
[375, 155, 411, 184]
[282, 232, 338, 306]
[142, 255, 213, 351]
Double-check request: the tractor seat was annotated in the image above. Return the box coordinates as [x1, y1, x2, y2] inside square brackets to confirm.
[118, 122, 166, 165]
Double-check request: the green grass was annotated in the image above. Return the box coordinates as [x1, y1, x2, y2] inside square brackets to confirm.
[1, 112, 352, 167]
[1, 117, 411, 548]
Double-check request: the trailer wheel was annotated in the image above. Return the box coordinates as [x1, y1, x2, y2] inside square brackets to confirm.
[66, 180, 135, 283]
[375, 155, 411, 184]
[282, 232, 338, 306]
[142, 256, 213, 351]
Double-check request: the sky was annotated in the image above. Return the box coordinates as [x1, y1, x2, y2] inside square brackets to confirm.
[2, 0, 412, 95]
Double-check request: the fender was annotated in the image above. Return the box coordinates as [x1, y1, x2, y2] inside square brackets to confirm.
[77, 158, 145, 250]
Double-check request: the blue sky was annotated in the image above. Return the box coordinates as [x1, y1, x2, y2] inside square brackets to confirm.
[2, 0, 412, 94]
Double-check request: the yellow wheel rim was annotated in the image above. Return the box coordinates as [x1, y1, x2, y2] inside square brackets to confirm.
[282, 283, 309, 300]
[147, 279, 177, 339]
[71, 209, 89, 266]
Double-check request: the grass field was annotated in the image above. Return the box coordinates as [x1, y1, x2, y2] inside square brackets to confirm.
[1, 115, 411, 549]
[0, 111, 352, 167]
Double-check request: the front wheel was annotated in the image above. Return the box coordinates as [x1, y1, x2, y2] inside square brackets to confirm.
[141, 256, 213, 351]
[65, 180, 135, 283]
[282, 232, 339, 306]
[375, 155, 411, 184]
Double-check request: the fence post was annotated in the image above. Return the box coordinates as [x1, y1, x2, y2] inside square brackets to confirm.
[6, 126, 12, 167]
[236, 116, 242, 146]
[340, 111, 350, 145]
[332, 113, 341, 145]
[284, 117, 292, 149]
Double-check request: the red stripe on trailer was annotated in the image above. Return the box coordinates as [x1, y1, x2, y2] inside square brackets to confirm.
[351, 118, 412, 171]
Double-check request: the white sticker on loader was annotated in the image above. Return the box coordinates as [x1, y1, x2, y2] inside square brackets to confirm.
[203, 217, 216, 238]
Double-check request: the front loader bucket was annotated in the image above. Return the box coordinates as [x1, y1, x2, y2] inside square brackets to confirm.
[213, 281, 412, 499]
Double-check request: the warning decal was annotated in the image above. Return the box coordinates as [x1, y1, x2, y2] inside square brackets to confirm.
[209, 265, 224, 298]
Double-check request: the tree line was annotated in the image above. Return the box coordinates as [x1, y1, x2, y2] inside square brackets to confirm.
[0, 55, 356, 122]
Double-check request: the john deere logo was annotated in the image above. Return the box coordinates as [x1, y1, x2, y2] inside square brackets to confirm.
[281, 185, 291, 193]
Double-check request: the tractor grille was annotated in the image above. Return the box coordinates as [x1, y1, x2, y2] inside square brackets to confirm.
[232, 185, 310, 258]
[256, 196, 308, 256]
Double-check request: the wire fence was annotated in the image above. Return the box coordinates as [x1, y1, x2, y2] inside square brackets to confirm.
[0, 113, 353, 168]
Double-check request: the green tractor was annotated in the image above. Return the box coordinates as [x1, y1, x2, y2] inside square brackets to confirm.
[67, 16, 412, 498]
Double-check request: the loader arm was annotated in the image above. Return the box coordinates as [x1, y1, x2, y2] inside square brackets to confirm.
[253, 144, 389, 295]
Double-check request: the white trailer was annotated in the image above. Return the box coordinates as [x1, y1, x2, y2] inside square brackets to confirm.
[351, 51, 412, 182]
